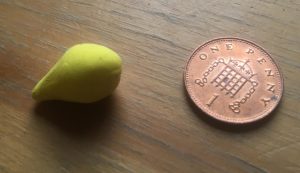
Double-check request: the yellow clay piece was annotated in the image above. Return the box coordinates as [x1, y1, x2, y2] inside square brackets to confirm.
[32, 43, 122, 103]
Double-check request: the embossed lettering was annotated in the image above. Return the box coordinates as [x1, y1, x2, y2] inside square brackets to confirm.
[226, 43, 233, 50]
[246, 48, 254, 54]
[210, 46, 219, 53]
[199, 53, 207, 60]
[261, 98, 271, 107]
[265, 69, 274, 77]
[206, 94, 219, 107]
[267, 83, 275, 93]
[257, 58, 266, 64]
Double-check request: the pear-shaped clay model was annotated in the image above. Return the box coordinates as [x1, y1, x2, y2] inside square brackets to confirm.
[32, 43, 122, 103]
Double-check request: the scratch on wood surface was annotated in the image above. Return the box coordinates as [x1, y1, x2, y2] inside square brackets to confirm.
[223, 153, 268, 173]
[285, 166, 300, 172]
[68, 0, 94, 7]
[0, 44, 5, 51]
[0, 164, 7, 173]
[259, 141, 300, 157]
[59, 167, 70, 173]
[0, 80, 30, 92]
[95, 154, 135, 173]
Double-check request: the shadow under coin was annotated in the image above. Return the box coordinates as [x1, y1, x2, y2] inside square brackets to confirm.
[33, 96, 116, 139]
[184, 87, 281, 133]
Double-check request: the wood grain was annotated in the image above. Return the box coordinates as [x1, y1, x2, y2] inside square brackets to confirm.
[0, 0, 300, 172]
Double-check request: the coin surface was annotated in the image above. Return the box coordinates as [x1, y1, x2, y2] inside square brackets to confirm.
[184, 38, 283, 124]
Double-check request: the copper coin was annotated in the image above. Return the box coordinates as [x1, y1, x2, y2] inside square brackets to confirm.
[184, 38, 283, 124]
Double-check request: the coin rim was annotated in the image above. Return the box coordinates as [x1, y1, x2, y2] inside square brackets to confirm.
[184, 37, 284, 124]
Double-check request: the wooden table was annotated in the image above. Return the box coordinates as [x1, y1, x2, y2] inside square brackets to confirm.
[1, 0, 299, 172]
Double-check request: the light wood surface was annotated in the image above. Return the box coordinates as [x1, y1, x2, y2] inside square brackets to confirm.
[1, 0, 300, 172]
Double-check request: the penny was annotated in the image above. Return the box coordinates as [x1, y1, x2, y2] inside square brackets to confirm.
[184, 38, 283, 124]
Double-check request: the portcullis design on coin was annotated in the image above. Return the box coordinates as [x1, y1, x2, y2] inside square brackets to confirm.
[184, 38, 283, 124]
